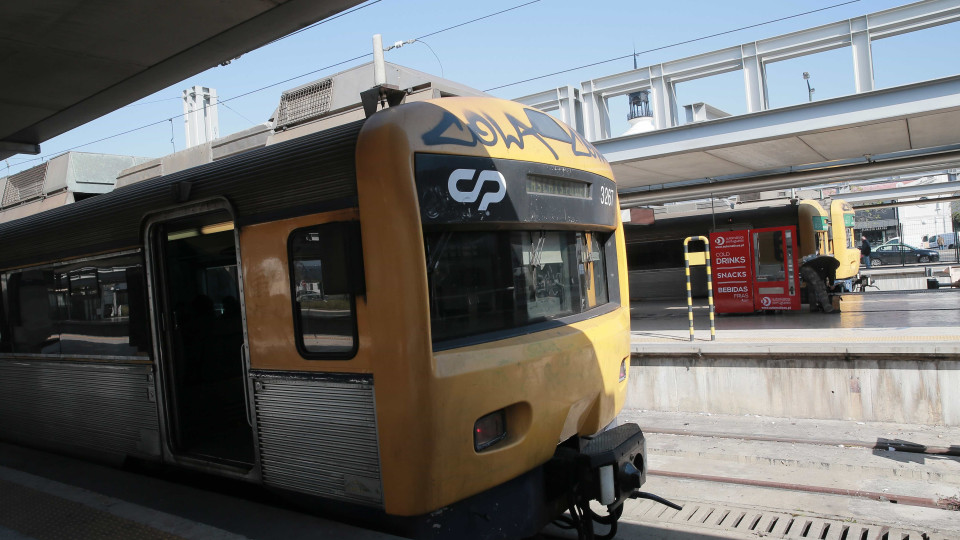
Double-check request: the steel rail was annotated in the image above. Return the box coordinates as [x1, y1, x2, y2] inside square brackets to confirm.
[648, 470, 960, 511]
[644, 427, 960, 456]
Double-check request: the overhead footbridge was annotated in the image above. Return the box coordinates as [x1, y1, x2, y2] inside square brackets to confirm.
[515, 0, 960, 205]
[600, 75, 960, 206]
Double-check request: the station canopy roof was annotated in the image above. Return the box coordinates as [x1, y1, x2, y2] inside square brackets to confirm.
[0, 0, 363, 161]
[598, 75, 960, 206]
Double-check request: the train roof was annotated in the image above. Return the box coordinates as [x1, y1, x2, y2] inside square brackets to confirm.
[0, 120, 364, 270]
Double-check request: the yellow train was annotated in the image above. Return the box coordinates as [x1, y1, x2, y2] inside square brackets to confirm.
[0, 96, 663, 537]
[797, 199, 860, 310]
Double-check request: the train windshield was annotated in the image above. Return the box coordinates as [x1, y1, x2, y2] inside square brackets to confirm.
[425, 230, 610, 344]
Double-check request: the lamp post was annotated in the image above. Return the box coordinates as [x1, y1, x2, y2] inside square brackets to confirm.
[803, 72, 815, 102]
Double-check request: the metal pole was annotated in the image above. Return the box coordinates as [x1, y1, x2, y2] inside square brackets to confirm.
[684, 238, 695, 341]
[372, 34, 386, 86]
[705, 239, 715, 341]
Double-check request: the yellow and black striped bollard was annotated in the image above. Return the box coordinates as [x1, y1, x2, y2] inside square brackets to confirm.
[683, 236, 716, 342]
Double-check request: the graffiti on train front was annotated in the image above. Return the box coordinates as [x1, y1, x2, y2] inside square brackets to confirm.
[422, 108, 604, 162]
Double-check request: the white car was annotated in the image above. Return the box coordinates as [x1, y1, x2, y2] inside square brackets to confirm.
[927, 232, 958, 249]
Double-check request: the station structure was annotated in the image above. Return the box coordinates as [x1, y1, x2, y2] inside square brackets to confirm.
[0, 3, 958, 538]
[512, 0, 960, 433]
[515, 0, 960, 209]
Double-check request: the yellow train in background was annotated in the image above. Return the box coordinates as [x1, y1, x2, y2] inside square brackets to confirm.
[0, 96, 667, 538]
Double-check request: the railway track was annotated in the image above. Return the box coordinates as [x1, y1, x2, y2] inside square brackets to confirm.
[538, 411, 960, 540]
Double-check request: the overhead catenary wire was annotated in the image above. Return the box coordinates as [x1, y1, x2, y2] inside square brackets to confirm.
[414, 0, 540, 41]
[264, 0, 385, 46]
[6, 0, 861, 170]
[123, 96, 181, 108]
[112, 1, 390, 112]
[415, 40, 444, 78]
[219, 101, 257, 125]
[230, 0, 543, 102]
[483, 0, 862, 92]
[4, 52, 371, 169]
[6, 0, 544, 172]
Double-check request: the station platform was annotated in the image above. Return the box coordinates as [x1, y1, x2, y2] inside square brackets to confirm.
[0, 442, 399, 540]
[629, 288, 960, 355]
[626, 288, 960, 429]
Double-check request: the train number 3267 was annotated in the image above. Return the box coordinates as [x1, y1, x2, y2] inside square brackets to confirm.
[599, 186, 615, 206]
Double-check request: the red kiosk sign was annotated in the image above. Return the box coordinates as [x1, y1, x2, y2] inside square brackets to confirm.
[710, 226, 801, 313]
[709, 231, 754, 313]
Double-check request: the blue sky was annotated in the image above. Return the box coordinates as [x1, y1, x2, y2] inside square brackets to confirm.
[5, 0, 959, 176]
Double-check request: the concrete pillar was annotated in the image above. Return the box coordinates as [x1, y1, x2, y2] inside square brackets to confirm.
[850, 16, 874, 93]
[581, 83, 610, 142]
[182, 86, 219, 149]
[559, 86, 585, 136]
[650, 65, 676, 129]
[741, 42, 766, 113]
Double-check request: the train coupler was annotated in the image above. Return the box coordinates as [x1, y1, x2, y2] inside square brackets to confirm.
[551, 423, 682, 540]
[576, 422, 648, 509]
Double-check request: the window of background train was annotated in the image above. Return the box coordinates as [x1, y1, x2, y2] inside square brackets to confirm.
[288, 222, 360, 358]
[0, 253, 151, 357]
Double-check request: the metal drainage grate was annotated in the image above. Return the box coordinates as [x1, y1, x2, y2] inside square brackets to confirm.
[629, 499, 942, 540]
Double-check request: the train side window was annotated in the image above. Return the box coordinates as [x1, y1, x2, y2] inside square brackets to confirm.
[288, 222, 361, 358]
[0, 279, 8, 352]
[1, 254, 151, 357]
[3, 270, 60, 354]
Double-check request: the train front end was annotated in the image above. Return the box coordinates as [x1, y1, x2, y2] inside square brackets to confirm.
[830, 200, 860, 281]
[356, 97, 654, 537]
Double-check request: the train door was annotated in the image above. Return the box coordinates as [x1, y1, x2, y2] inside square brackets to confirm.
[146, 202, 256, 473]
[751, 226, 800, 311]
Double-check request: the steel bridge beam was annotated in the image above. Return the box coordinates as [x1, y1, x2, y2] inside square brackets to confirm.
[515, 0, 960, 142]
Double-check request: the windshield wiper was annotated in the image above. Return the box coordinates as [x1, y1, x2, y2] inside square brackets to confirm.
[426, 231, 452, 274]
[530, 231, 546, 268]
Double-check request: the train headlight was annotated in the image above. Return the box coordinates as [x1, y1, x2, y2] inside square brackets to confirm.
[474, 410, 507, 451]
[619, 358, 628, 382]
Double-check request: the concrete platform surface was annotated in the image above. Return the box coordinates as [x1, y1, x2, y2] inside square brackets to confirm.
[0, 443, 399, 540]
[630, 289, 960, 355]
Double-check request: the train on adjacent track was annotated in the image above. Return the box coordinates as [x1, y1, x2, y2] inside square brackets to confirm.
[0, 92, 670, 538]
[624, 198, 859, 312]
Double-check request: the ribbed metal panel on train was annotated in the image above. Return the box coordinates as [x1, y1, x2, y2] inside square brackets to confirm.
[0, 360, 160, 459]
[0, 120, 363, 270]
[253, 372, 382, 506]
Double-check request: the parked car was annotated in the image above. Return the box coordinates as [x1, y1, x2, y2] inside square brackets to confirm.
[875, 238, 902, 249]
[927, 232, 958, 249]
[871, 243, 940, 266]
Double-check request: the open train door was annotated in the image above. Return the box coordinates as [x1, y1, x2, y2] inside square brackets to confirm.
[750, 226, 800, 312]
[144, 200, 258, 478]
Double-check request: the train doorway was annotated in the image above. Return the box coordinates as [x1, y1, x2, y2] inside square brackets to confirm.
[147, 204, 256, 471]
